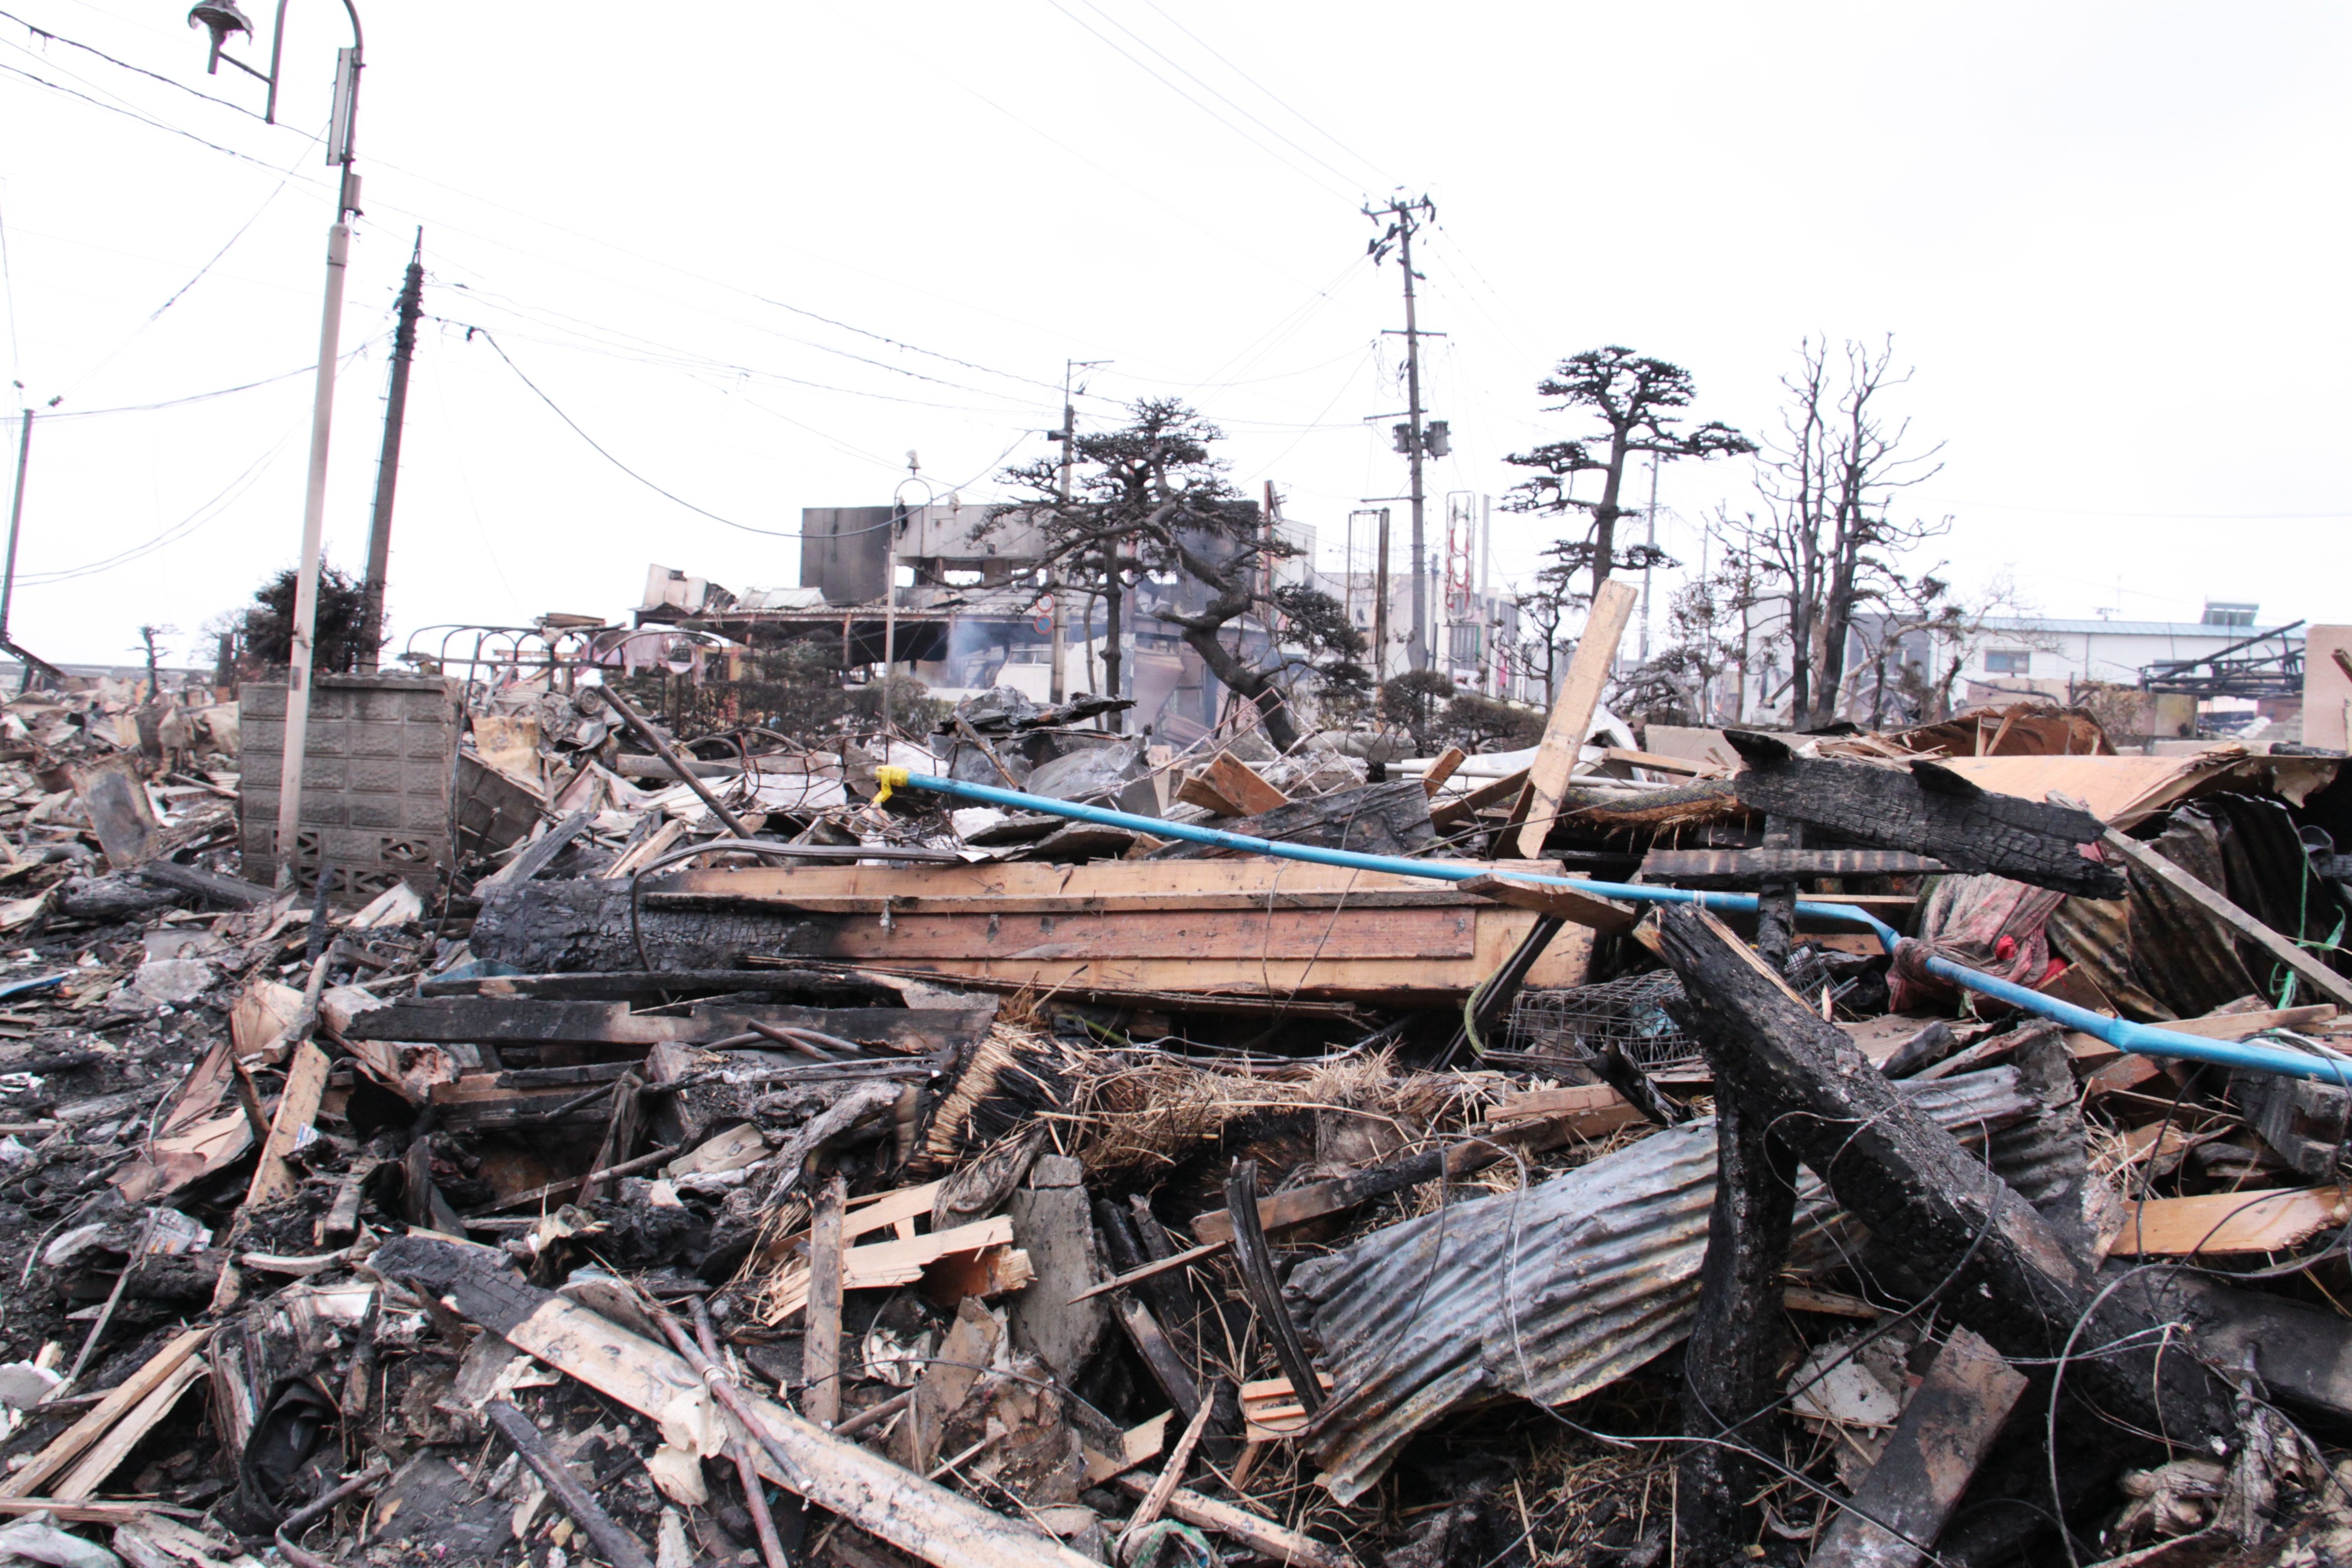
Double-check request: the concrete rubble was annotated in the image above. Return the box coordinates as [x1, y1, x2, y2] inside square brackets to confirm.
[0, 649, 2343, 1568]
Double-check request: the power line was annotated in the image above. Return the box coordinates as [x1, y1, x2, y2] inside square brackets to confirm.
[1059, 0, 1363, 197]
[14, 416, 302, 584]
[461, 326, 1038, 541]
[0, 13, 1114, 410]
[1133, 0, 1388, 187]
[432, 269, 1056, 408]
[0, 56, 315, 179]
[460, 326, 1025, 539]
[0, 4, 270, 120]
[30, 352, 358, 419]
[425, 290, 1049, 419]
[809, 0, 1329, 294]
[61, 124, 321, 399]
[462, 327, 801, 539]
[0, 178, 20, 389]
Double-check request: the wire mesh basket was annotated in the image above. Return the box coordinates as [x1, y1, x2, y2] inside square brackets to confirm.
[1500, 970, 1698, 1072]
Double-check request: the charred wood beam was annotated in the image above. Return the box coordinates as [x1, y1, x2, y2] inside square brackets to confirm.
[133, 858, 273, 908]
[1723, 731, 2124, 898]
[1651, 905, 2235, 1451]
[1752, 819, 1799, 973]
[1672, 1077, 1799, 1560]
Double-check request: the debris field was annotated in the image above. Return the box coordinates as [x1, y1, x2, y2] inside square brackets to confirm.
[0, 637, 2346, 1568]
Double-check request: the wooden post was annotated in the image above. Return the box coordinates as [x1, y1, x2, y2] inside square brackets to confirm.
[1674, 1080, 1799, 1559]
[1752, 818, 1798, 970]
[1513, 579, 1638, 860]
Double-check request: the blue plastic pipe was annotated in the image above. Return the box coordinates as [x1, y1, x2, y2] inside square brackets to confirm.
[876, 768, 2352, 1084]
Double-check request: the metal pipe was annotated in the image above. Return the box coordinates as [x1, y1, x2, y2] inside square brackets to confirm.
[873, 768, 2352, 1085]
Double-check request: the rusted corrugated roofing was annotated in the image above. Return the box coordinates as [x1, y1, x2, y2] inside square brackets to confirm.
[1285, 1070, 2049, 1503]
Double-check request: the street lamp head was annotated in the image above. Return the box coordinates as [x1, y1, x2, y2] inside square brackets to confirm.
[186, 0, 253, 51]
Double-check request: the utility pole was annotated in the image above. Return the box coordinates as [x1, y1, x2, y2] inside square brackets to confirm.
[1372, 506, 1391, 685]
[356, 229, 423, 672]
[1366, 194, 1439, 674]
[1050, 359, 1106, 717]
[0, 408, 30, 663]
[1639, 454, 1659, 662]
[0, 402, 61, 692]
[273, 21, 366, 891]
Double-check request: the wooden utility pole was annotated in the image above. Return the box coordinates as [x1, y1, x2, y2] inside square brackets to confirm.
[1051, 369, 1075, 703]
[357, 231, 424, 673]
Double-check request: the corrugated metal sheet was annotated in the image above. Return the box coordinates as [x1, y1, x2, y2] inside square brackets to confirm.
[1285, 1070, 2048, 1503]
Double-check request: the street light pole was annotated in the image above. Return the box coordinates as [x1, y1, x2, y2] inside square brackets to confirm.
[269, 3, 363, 891]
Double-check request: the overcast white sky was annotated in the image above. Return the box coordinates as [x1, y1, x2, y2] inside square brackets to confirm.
[0, 1, 2345, 671]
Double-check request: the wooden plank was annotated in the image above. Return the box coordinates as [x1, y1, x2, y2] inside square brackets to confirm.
[1640, 848, 1947, 878]
[1809, 1328, 2028, 1568]
[1083, 1412, 1171, 1486]
[1600, 747, 1714, 777]
[658, 856, 1558, 905]
[654, 886, 1484, 916]
[2100, 828, 2352, 1011]
[370, 1236, 1096, 1568]
[52, 1354, 208, 1500]
[1457, 874, 1638, 934]
[2114, 1187, 2350, 1257]
[812, 906, 1480, 962]
[1237, 1373, 1338, 1440]
[245, 1041, 329, 1207]
[365, 1001, 984, 1051]
[1200, 753, 1288, 817]
[1515, 578, 1639, 859]
[1486, 1083, 1637, 1124]
[0, 1328, 210, 1498]
[804, 1176, 846, 1428]
[1174, 773, 1245, 818]
[1420, 747, 1467, 796]
[761, 1217, 1018, 1320]
[1068, 1241, 1225, 1306]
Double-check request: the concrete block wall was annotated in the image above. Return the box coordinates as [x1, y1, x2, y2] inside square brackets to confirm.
[240, 672, 461, 903]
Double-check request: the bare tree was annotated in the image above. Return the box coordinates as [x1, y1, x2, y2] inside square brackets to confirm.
[134, 624, 176, 693]
[1852, 573, 2036, 726]
[1620, 570, 1753, 724]
[1503, 346, 1753, 603]
[1728, 337, 1949, 727]
[1503, 542, 1587, 708]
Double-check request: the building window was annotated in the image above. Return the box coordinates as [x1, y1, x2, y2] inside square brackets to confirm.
[1984, 649, 2031, 675]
